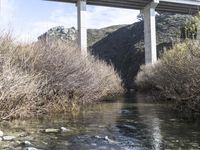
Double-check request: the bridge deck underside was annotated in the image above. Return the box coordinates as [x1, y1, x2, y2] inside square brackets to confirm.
[47, 0, 200, 14]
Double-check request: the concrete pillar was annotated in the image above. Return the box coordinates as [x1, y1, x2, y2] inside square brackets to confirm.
[77, 0, 87, 57]
[143, 0, 159, 64]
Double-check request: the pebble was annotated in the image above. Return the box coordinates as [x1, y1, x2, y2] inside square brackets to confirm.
[44, 128, 60, 133]
[104, 136, 119, 144]
[98, 125, 106, 128]
[22, 147, 38, 150]
[64, 141, 71, 146]
[123, 124, 136, 130]
[61, 127, 71, 132]
[95, 135, 101, 139]
[22, 141, 32, 146]
[169, 119, 176, 121]
[2, 136, 15, 141]
[91, 143, 97, 146]
[0, 130, 3, 137]
[120, 109, 130, 114]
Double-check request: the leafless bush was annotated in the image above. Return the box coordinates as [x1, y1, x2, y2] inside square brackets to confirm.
[0, 34, 123, 119]
[136, 40, 200, 114]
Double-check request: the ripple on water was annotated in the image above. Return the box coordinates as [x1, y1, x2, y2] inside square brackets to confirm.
[0, 95, 200, 149]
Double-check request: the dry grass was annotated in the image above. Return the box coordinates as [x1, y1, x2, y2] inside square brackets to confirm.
[0, 34, 123, 120]
[136, 40, 200, 115]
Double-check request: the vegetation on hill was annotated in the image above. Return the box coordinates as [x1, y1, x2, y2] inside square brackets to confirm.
[0, 34, 123, 120]
[136, 41, 200, 115]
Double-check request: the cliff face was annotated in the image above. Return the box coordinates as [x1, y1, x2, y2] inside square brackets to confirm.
[39, 13, 192, 89]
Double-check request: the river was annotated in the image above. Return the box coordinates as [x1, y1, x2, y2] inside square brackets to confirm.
[0, 93, 200, 150]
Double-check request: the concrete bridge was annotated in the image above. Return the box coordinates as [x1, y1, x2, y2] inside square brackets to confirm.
[46, 0, 200, 64]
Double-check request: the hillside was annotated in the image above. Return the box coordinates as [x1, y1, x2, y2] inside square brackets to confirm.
[39, 13, 191, 89]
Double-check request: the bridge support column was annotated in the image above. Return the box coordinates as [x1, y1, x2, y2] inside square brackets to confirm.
[143, 0, 159, 64]
[77, 0, 87, 57]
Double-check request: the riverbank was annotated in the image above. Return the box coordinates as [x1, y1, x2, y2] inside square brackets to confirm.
[136, 40, 200, 116]
[0, 34, 123, 120]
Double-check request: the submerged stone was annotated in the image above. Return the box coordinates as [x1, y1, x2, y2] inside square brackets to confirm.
[21, 141, 32, 146]
[0, 130, 3, 137]
[95, 135, 101, 139]
[123, 124, 136, 130]
[104, 136, 119, 144]
[61, 127, 71, 132]
[3, 136, 15, 141]
[44, 128, 60, 133]
[120, 109, 131, 114]
[22, 147, 38, 150]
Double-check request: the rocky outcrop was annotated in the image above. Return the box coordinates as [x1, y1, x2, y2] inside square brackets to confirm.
[38, 25, 124, 47]
[38, 26, 77, 43]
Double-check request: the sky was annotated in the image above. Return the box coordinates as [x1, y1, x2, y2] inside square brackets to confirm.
[0, 0, 139, 42]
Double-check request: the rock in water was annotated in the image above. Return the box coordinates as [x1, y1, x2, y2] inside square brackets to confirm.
[21, 140, 32, 146]
[2, 135, 15, 141]
[61, 127, 71, 132]
[0, 130, 3, 137]
[44, 128, 60, 133]
[22, 147, 38, 150]
[104, 136, 119, 144]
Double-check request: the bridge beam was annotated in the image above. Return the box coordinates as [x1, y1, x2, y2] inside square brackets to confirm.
[143, 0, 159, 64]
[77, 0, 87, 57]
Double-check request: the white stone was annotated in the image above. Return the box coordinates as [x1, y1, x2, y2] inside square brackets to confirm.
[0, 130, 3, 137]
[94, 135, 101, 139]
[44, 128, 60, 133]
[3, 136, 15, 141]
[23, 140, 32, 145]
[104, 136, 119, 144]
[61, 127, 71, 132]
[22, 147, 38, 150]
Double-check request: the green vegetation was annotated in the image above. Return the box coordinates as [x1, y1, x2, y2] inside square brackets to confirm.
[182, 12, 200, 39]
[0, 34, 123, 120]
[136, 40, 200, 115]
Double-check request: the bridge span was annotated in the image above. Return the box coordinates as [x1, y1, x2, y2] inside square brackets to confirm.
[46, 0, 200, 64]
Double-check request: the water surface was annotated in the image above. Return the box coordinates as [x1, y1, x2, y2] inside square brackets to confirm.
[1, 93, 200, 150]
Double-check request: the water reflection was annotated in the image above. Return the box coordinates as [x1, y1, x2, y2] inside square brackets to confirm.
[136, 93, 163, 150]
[152, 118, 162, 150]
[115, 93, 163, 150]
[0, 93, 200, 149]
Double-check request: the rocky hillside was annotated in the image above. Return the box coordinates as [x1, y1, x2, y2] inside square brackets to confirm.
[39, 13, 192, 89]
[38, 26, 77, 43]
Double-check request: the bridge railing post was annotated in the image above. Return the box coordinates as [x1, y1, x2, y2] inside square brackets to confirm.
[77, 0, 87, 57]
[143, 0, 159, 64]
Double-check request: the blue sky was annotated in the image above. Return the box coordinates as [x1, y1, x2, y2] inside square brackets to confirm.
[0, 0, 139, 42]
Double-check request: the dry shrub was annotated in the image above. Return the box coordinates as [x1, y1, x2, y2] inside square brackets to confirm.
[0, 34, 123, 119]
[136, 40, 200, 114]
